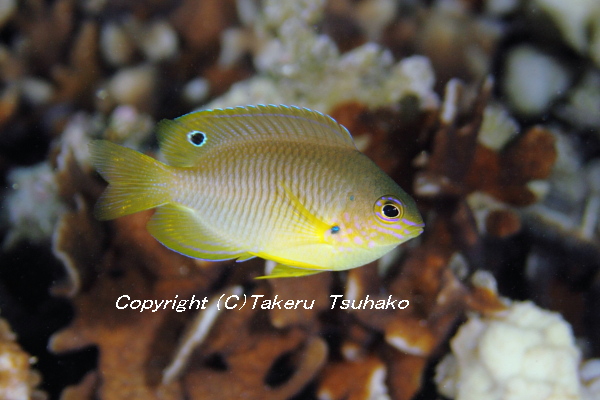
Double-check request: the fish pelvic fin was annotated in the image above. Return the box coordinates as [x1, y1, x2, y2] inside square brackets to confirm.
[89, 140, 172, 220]
[255, 263, 324, 279]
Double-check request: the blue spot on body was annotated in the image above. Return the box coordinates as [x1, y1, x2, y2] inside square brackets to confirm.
[331, 226, 340, 234]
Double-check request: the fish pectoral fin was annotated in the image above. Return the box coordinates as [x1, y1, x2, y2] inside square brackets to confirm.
[256, 263, 324, 279]
[280, 183, 331, 244]
[148, 203, 245, 261]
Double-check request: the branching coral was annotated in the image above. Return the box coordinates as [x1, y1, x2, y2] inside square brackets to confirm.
[206, 0, 438, 113]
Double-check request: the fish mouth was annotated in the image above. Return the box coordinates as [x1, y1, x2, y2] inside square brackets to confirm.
[405, 221, 425, 238]
[407, 226, 424, 238]
[414, 227, 425, 237]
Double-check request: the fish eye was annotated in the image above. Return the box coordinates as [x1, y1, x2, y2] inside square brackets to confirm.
[374, 196, 404, 223]
[188, 131, 206, 146]
[382, 204, 399, 218]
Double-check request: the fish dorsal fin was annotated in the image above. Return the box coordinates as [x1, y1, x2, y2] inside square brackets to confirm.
[157, 104, 357, 167]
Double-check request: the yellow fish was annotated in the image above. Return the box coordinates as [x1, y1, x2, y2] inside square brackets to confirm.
[90, 105, 424, 278]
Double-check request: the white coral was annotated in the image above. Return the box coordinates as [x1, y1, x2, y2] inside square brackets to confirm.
[479, 103, 520, 151]
[502, 45, 571, 116]
[533, 0, 600, 67]
[3, 163, 66, 249]
[435, 301, 584, 400]
[209, 0, 438, 113]
[533, 0, 600, 53]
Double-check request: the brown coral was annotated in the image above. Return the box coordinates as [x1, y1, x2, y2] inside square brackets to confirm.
[0, 318, 46, 400]
[465, 126, 557, 206]
[44, 79, 535, 400]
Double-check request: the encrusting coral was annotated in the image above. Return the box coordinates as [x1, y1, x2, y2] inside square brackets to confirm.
[436, 300, 584, 400]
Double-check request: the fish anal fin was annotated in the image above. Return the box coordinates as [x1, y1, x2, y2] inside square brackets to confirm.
[148, 203, 244, 261]
[256, 263, 324, 279]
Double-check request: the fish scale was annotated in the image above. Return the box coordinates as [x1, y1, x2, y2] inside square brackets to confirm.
[176, 144, 334, 249]
[89, 104, 424, 278]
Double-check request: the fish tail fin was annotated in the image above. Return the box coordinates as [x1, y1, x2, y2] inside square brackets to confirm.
[89, 140, 172, 220]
